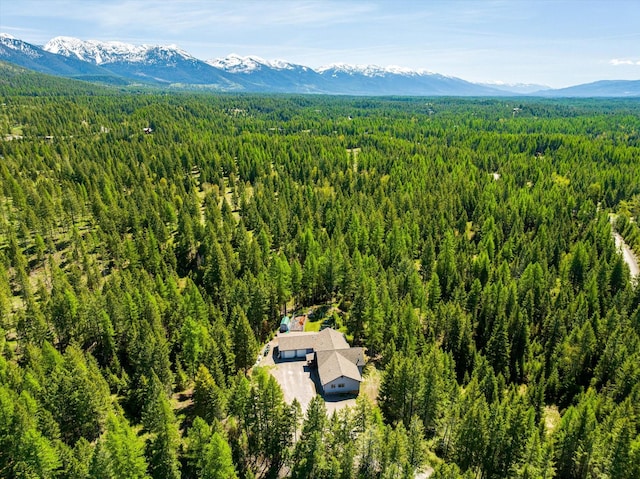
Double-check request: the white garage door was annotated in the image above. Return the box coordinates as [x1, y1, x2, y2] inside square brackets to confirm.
[282, 350, 296, 359]
[296, 349, 307, 358]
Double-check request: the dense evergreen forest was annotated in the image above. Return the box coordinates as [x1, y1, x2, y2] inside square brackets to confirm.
[1, 67, 640, 478]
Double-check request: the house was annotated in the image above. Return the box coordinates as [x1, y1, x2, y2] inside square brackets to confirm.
[277, 328, 365, 395]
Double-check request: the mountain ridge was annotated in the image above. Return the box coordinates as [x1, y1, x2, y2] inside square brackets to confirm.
[0, 34, 127, 84]
[1, 34, 638, 97]
[44, 36, 195, 65]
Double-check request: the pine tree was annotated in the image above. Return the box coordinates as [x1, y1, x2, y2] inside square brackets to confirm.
[553, 390, 598, 479]
[142, 376, 181, 479]
[92, 413, 150, 479]
[200, 432, 238, 479]
[486, 313, 510, 379]
[292, 396, 328, 479]
[436, 231, 458, 301]
[193, 364, 227, 423]
[453, 382, 489, 474]
[231, 307, 258, 372]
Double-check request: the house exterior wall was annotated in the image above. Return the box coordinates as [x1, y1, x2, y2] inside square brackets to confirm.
[279, 348, 313, 359]
[322, 376, 361, 395]
[281, 350, 296, 359]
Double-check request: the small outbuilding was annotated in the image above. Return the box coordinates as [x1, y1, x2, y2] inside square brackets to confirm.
[279, 316, 291, 333]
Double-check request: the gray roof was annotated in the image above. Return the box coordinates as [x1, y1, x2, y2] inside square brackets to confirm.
[315, 328, 350, 351]
[332, 347, 365, 367]
[277, 332, 317, 352]
[316, 347, 364, 369]
[316, 349, 364, 384]
[277, 328, 350, 353]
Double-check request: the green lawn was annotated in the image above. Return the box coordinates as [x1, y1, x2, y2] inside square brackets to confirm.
[304, 317, 323, 332]
[302, 306, 350, 336]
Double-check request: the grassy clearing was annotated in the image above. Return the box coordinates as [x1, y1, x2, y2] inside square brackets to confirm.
[2, 124, 25, 141]
[544, 405, 561, 435]
[1, 210, 110, 322]
[346, 147, 361, 156]
[346, 147, 360, 172]
[304, 316, 323, 332]
[302, 304, 349, 335]
[465, 221, 475, 241]
[360, 365, 381, 405]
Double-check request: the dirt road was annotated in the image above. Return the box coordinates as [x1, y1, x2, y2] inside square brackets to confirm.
[613, 232, 639, 280]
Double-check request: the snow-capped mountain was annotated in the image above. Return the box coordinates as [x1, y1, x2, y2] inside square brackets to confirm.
[0, 34, 126, 83]
[0, 35, 511, 95]
[317, 63, 438, 78]
[44, 36, 195, 65]
[34, 35, 507, 94]
[2, 33, 638, 97]
[316, 63, 506, 96]
[0, 33, 42, 59]
[43, 35, 241, 87]
[208, 54, 303, 73]
[208, 54, 325, 93]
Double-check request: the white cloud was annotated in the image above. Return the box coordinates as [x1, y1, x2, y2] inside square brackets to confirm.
[610, 58, 640, 66]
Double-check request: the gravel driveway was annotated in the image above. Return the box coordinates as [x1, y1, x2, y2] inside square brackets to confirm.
[268, 360, 317, 412]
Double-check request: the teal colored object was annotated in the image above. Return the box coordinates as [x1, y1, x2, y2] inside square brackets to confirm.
[279, 316, 291, 332]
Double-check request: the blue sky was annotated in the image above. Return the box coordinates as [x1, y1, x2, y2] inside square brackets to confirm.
[1, 0, 639, 87]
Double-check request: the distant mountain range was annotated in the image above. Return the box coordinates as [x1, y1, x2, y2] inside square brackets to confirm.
[1, 34, 639, 97]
